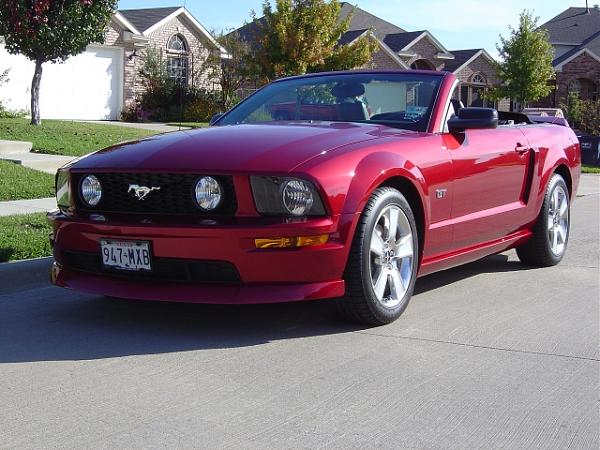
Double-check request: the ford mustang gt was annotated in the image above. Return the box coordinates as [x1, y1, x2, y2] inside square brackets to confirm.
[49, 70, 581, 325]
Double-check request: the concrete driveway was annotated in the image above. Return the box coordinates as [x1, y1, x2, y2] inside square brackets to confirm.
[0, 178, 598, 449]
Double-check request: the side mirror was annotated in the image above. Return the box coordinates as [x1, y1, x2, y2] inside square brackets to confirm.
[448, 107, 498, 133]
[209, 113, 224, 126]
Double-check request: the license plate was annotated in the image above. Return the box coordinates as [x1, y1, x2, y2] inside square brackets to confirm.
[100, 240, 152, 272]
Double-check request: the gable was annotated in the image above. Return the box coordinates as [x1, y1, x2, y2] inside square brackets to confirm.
[455, 53, 498, 84]
[120, 7, 180, 34]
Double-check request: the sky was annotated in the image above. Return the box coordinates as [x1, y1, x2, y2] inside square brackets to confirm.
[117, 0, 576, 58]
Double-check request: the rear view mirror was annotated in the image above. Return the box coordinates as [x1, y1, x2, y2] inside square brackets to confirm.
[448, 107, 498, 133]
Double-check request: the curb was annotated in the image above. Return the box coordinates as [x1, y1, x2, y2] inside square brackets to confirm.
[0, 256, 53, 288]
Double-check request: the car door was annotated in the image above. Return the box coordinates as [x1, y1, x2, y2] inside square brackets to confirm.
[442, 126, 532, 249]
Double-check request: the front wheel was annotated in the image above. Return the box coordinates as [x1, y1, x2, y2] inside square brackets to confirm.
[516, 173, 570, 266]
[337, 187, 419, 325]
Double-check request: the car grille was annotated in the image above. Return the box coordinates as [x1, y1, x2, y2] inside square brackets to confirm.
[62, 251, 241, 284]
[72, 173, 237, 216]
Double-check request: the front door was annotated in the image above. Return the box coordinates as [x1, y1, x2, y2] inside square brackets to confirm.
[442, 127, 532, 249]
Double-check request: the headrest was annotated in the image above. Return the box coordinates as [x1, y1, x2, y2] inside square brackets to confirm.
[331, 81, 365, 98]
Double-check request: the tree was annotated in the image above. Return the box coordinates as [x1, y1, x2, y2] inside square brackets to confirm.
[493, 10, 555, 108]
[251, 0, 377, 82]
[201, 31, 253, 109]
[0, 0, 117, 125]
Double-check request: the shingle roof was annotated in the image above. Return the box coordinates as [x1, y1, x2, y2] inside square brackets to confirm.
[552, 29, 600, 66]
[339, 2, 405, 38]
[383, 31, 426, 52]
[232, 3, 406, 47]
[338, 29, 369, 46]
[541, 7, 600, 44]
[443, 49, 482, 72]
[120, 6, 181, 33]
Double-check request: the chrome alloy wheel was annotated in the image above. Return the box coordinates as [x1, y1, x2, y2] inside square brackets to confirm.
[368, 204, 414, 308]
[548, 184, 569, 256]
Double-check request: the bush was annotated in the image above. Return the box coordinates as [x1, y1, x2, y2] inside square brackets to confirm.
[561, 94, 600, 135]
[134, 47, 223, 123]
[183, 90, 222, 122]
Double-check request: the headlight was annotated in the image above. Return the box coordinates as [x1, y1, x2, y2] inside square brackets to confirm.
[282, 179, 314, 215]
[195, 176, 223, 211]
[80, 174, 102, 207]
[55, 170, 71, 209]
[250, 176, 326, 216]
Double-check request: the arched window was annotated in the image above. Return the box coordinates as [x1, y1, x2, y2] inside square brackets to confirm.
[166, 34, 189, 85]
[471, 73, 486, 85]
[167, 34, 187, 53]
[410, 59, 436, 70]
[460, 72, 492, 108]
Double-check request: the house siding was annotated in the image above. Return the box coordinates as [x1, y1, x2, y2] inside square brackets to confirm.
[145, 15, 215, 90]
[455, 54, 498, 84]
[366, 46, 404, 70]
[405, 36, 446, 70]
[556, 53, 600, 101]
[105, 20, 137, 107]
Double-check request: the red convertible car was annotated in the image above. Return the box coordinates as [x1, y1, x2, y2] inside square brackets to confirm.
[49, 70, 580, 325]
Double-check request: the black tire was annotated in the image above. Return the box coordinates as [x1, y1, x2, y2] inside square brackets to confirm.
[337, 187, 419, 325]
[516, 173, 570, 267]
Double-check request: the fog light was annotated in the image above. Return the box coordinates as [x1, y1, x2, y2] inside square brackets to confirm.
[255, 234, 329, 249]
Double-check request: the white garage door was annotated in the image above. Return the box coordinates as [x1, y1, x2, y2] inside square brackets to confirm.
[0, 45, 123, 120]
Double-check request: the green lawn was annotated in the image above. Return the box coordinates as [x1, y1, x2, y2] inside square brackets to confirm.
[0, 118, 157, 157]
[0, 160, 55, 201]
[582, 164, 600, 174]
[0, 213, 52, 262]
[165, 122, 209, 129]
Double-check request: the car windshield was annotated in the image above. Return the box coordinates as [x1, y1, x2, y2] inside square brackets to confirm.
[216, 73, 443, 132]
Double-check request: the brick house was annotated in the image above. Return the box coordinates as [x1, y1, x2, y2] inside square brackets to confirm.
[0, 7, 227, 120]
[233, 2, 502, 108]
[535, 5, 600, 107]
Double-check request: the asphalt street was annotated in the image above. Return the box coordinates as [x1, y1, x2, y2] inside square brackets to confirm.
[1, 176, 598, 449]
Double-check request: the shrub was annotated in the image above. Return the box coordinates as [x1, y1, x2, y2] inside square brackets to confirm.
[183, 90, 222, 122]
[561, 94, 600, 135]
[135, 47, 223, 123]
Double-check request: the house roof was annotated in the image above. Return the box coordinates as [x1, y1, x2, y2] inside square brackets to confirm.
[118, 7, 229, 57]
[542, 6, 600, 44]
[443, 49, 482, 72]
[338, 29, 369, 46]
[120, 7, 181, 34]
[339, 2, 405, 37]
[383, 31, 426, 52]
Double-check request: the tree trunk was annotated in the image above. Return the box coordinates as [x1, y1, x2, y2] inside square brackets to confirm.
[30, 60, 43, 126]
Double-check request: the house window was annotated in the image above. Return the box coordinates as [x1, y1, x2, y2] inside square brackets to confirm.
[167, 34, 189, 85]
[568, 78, 598, 101]
[460, 72, 493, 108]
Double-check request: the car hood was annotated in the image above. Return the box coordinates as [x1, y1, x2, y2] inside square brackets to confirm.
[70, 122, 394, 173]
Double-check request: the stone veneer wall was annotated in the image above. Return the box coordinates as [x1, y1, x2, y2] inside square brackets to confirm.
[102, 15, 217, 112]
[402, 36, 446, 71]
[104, 20, 137, 109]
[556, 53, 600, 103]
[366, 46, 405, 70]
[455, 54, 498, 85]
[144, 15, 214, 91]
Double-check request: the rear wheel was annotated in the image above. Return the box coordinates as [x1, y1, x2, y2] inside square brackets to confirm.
[516, 173, 570, 266]
[337, 187, 419, 325]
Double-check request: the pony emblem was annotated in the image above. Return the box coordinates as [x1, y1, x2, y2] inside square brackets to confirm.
[128, 184, 161, 201]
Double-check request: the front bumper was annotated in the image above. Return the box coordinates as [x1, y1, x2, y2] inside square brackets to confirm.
[49, 211, 355, 304]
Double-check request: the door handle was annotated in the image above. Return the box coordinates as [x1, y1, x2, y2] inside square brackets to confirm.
[515, 143, 529, 154]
